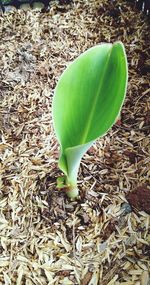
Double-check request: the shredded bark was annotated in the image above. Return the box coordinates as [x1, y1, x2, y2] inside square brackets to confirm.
[0, 0, 150, 284]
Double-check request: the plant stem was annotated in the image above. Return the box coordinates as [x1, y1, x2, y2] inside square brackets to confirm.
[66, 185, 79, 198]
[64, 173, 79, 198]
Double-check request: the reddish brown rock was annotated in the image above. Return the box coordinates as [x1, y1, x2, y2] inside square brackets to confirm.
[126, 185, 150, 214]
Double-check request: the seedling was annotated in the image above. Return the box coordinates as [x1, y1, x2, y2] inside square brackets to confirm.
[52, 42, 128, 198]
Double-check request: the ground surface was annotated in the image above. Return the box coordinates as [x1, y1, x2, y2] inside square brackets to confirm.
[0, 0, 150, 284]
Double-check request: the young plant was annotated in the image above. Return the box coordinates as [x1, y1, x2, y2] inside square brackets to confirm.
[52, 42, 128, 198]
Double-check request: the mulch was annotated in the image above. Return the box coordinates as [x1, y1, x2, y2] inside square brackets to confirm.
[0, 0, 150, 284]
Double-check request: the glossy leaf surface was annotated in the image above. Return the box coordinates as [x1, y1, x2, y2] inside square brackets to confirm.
[52, 42, 128, 196]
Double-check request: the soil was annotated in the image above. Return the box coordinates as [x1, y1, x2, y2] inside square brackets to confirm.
[126, 185, 150, 214]
[0, 0, 150, 284]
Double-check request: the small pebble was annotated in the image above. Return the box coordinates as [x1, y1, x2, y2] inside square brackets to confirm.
[121, 202, 132, 215]
[32, 2, 44, 9]
[20, 4, 31, 11]
[4, 5, 16, 12]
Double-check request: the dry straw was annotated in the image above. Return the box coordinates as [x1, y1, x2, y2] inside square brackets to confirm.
[0, 0, 149, 284]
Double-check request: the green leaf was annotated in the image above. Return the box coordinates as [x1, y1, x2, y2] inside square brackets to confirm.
[56, 176, 66, 189]
[52, 41, 128, 197]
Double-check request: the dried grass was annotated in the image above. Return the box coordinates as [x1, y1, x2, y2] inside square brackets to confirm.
[0, 0, 150, 284]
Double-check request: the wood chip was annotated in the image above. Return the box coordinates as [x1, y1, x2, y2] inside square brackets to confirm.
[0, 1, 149, 284]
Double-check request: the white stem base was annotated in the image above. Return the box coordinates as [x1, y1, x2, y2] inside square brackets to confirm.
[66, 186, 79, 199]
